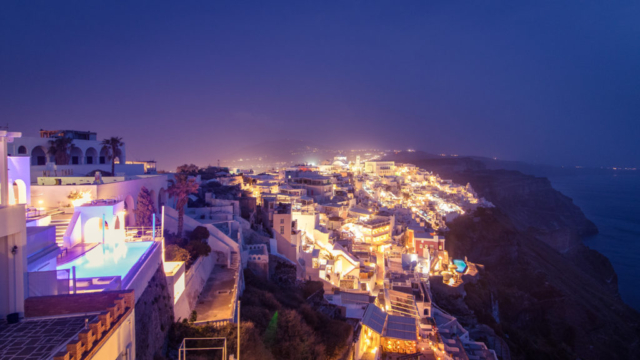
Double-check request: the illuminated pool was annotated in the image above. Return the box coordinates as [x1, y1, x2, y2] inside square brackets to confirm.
[58, 241, 154, 280]
[453, 259, 467, 273]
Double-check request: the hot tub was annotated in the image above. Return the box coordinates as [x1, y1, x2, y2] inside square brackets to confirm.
[453, 259, 467, 273]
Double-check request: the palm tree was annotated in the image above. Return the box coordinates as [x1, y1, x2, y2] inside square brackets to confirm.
[167, 168, 199, 237]
[101, 137, 124, 175]
[48, 137, 76, 165]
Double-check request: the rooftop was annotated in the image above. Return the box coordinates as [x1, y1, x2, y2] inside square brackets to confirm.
[0, 315, 92, 359]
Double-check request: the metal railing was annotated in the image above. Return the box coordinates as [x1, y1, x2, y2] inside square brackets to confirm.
[124, 226, 162, 241]
[178, 337, 227, 360]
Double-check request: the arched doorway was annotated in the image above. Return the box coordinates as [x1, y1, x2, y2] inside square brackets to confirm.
[85, 147, 98, 165]
[17, 145, 27, 155]
[12, 179, 27, 205]
[124, 195, 136, 226]
[99, 147, 109, 164]
[158, 188, 167, 210]
[31, 146, 47, 166]
[70, 147, 83, 165]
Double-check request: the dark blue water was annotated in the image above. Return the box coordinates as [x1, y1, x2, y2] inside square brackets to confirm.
[549, 173, 640, 311]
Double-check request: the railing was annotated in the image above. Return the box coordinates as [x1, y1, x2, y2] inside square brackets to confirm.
[75, 276, 122, 292]
[27, 269, 71, 297]
[178, 338, 227, 360]
[125, 226, 162, 241]
[26, 207, 63, 219]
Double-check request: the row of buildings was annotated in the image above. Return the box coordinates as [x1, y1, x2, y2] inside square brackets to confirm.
[1, 127, 497, 359]
[1, 129, 252, 360]
[243, 156, 497, 360]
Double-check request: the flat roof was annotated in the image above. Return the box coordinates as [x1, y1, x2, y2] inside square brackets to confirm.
[0, 315, 95, 359]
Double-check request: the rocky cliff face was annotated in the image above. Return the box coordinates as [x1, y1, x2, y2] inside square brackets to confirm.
[443, 209, 640, 360]
[386, 154, 640, 359]
[135, 264, 174, 360]
[450, 169, 598, 251]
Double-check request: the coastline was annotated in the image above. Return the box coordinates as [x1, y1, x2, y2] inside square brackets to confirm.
[549, 172, 640, 311]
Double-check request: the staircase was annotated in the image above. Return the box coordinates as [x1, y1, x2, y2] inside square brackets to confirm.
[230, 251, 240, 270]
[50, 213, 73, 246]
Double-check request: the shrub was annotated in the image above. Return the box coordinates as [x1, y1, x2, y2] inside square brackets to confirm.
[186, 239, 211, 259]
[166, 244, 190, 262]
[189, 226, 210, 242]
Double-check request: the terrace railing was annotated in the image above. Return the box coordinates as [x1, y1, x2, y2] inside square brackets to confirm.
[125, 226, 162, 242]
[26, 207, 64, 220]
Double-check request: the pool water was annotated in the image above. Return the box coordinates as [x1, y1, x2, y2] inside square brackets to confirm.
[57, 241, 154, 279]
[453, 259, 467, 273]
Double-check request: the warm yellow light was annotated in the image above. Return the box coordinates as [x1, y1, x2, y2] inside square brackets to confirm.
[71, 191, 92, 207]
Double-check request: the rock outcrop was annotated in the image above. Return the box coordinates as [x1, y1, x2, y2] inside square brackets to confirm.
[135, 264, 174, 360]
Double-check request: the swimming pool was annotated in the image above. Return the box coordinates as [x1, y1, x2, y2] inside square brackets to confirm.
[453, 259, 467, 273]
[57, 241, 154, 280]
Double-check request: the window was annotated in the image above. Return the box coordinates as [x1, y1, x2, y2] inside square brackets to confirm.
[280, 218, 284, 224]
[280, 226, 284, 234]
[72, 156, 79, 165]
[99, 156, 106, 164]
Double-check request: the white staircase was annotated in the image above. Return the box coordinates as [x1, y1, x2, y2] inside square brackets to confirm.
[230, 251, 240, 270]
[50, 214, 73, 246]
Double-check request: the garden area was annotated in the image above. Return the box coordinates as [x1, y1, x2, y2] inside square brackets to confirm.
[164, 269, 353, 360]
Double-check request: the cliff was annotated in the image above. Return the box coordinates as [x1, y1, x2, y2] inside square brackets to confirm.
[386, 154, 640, 359]
[135, 264, 175, 360]
[443, 209, 640, 360]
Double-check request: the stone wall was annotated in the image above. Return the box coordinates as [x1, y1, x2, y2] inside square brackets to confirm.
[134, 264, 174, 360]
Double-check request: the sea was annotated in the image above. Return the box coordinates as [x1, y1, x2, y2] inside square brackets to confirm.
[549, 172, 640, 312]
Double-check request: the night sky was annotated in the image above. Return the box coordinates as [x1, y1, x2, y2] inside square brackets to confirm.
[2, 1, 639, 170]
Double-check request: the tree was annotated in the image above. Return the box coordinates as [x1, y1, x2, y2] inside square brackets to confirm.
[167, 166, 199, 237]
[177, 163, 199, 175]
[134, 186, 156, 227]
[48, 137, 75, 165]
[101, 137, 124, 176]
[271, 309, 324, 360]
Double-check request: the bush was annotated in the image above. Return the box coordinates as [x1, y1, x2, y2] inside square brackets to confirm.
[186, 240, 211, 259]
[166, 244, 190, 262]
[189, 226, 210, 242]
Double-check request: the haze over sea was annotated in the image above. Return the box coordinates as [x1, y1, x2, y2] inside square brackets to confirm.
[549, 172, 640, 311]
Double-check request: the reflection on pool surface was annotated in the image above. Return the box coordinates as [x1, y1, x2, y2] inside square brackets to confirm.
[453, 259, 467, 273]
[58, 241, 154, 279]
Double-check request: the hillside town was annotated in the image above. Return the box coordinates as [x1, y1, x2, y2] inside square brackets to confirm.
[1, 128, 497, 360]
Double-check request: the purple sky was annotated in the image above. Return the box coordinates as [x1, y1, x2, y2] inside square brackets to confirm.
[2, 1, 639, 170]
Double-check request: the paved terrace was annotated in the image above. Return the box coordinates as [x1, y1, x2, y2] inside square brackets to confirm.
[193, 264, 238, 324]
